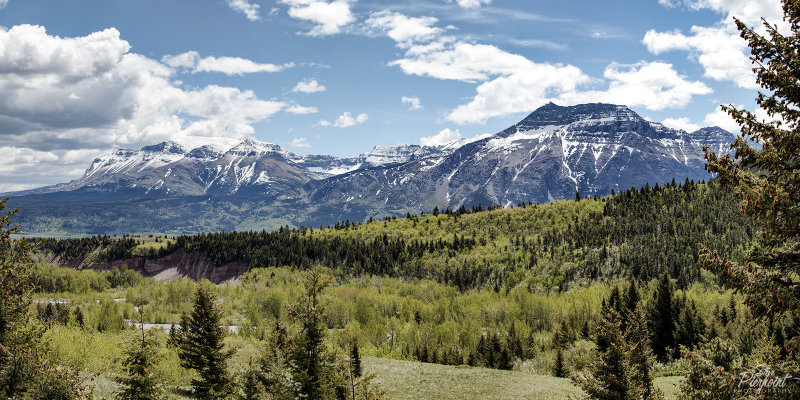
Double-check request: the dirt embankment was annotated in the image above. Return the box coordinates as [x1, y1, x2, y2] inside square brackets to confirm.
[57, 250, 249, 284]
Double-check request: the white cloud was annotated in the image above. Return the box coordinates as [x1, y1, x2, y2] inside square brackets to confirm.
[391, 39, 537, 82]
[291, 137, 311, 147]
[286, 104, 319, 114]
[365, 11, 443, 47]
[703, 105, 741, 132]
[319, 112, 368, 128]
[226, 0, 261, 21]
[378, 11, 710, 125]
[280, 0, 355, 36]
[643, 26, 756, 89]
[0, 25, 289, 188]
[420, 128, 461, 146]
[0, 0, 8, 9]
[401, 96, 422, 110]
[448, 0, 492, 8]
[647, 0, 785, 89]
[558, 61, 712, 110]
[662, 117, 700, 132]
[292, 79, 326, 93]
[162, 51, 293, 75]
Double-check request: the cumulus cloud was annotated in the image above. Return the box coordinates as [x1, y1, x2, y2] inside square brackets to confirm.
[279, 0, 355, 36]
[558, 61, 712, 110]
[646, 0, 784, 89]
[365, 11, 443, 47]
[703, 105, 741, 132]
[643, 26, 756, 89]
[162, 51, 293, 75]
[292, 79, 326, 93]
[662, 117, 700, 132]
[447, 0, 492, 8]
[291, 137, 311, 147]
[420, 128, 461, 146]
[0, 24, 290, 189]
[226, 0, 261, 21]
[373, 10, 711, 125]
[286, 104, 319, 114]
[319, 112, 368, 127]
[401, 96, 422, 110]
[0, 0, 8, 9]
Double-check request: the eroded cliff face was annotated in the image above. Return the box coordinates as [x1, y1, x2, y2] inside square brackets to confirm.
[57, 250, 249, 284]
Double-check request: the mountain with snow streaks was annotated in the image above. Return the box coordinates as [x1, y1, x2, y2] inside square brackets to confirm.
[4, 103, 734, 235]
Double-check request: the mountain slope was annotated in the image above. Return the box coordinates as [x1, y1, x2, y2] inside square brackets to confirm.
[5, 102, 735, 234]
[310, 103, 733, 209]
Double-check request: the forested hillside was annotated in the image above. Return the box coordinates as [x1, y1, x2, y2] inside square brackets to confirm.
[42, 179, 754, 291]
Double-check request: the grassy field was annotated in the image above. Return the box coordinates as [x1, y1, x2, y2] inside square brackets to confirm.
[89, 355, 682, 399]
[363, 357, 682, 400]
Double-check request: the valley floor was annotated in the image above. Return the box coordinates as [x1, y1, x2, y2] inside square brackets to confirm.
[364, 357, 681, 400]
[90, 356, 682, 399]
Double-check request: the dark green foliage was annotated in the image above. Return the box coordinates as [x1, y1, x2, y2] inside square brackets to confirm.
[575, 309, 630, 399]
[42, 180, 754, 293]
[237, 360, 264, 400]
[553, 348, 566, 378]
[116, 331, 163, 400]
[577, 292, 663, 400]
[701, 0, 800, 356]
[0, 199, 89, 399]
[176, 287, 232, 400]
[350, 342, 362, 378]
[674, 294, 705, 351]
[648, 273, 676, 361]
[287, 269, 338, 399]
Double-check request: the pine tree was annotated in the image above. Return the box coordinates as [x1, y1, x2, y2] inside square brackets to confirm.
[574, 309, 631, 400]
[287, 268, 337, 399]
[117, 297, 162, 400]
[176, 287, 232, 400]
[700, 0, 800, 355]
[350, 342, 362, 378]
[237, 360, 264, 400]
[626, 304, 663, 400]
[116, 331, 163, 400]
[649, 272, 675, 361]
[553, 347, 567, 378]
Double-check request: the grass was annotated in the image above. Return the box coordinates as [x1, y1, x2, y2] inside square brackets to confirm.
[88, 355, 683, 399]
[364, 357, 683, 400]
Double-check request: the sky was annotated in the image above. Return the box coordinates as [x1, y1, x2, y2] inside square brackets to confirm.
[0, 0, 786, 192]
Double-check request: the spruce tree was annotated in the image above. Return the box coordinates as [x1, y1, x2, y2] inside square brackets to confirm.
[574, 309, 631, 400]
[116, 331, 163, 400]
[649, 272, 675, 360]
[350, 342, 362, 378]
[700, 0, 800, 355]
[553, 348, 567, 378]
[176, 287, 232, 400]
[287, 268, 337, 399]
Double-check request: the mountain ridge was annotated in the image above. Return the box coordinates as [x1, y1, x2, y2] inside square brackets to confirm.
[3, 102, 735, 234]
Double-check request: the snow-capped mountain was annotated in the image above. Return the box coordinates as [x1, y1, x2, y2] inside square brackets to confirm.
[51, 138, 316, 198]
[5, 103, 735, 234]
[35, 137, 447, 198]
[309, 103, 734, 209]
[296, 144, 444, 176]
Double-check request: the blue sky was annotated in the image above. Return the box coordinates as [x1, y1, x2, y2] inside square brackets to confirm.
[0, 0, 784, 191]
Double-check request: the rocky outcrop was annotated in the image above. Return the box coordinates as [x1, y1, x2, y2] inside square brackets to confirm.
[67, 250, 249, 284]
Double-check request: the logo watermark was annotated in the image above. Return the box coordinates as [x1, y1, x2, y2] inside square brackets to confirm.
[738, 365, 798, 394]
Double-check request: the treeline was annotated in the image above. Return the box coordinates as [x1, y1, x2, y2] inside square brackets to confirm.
[41, 235, 139, 264]
[41, 179, 755, 291]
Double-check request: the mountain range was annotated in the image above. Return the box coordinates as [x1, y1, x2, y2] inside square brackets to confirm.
[4, 103, 734, 235]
